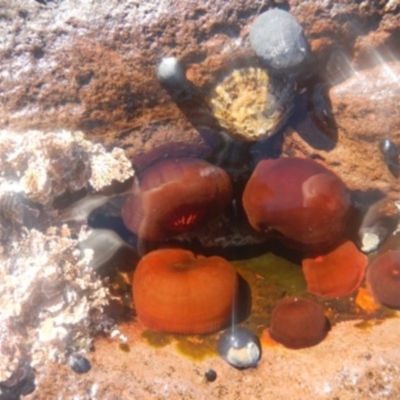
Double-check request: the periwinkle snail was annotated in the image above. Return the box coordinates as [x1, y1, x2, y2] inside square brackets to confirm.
[69, 354, 91, 374]
[156, 57, 188, 89]
[217, 327, 261, 369]
[379, 139, 400, 175]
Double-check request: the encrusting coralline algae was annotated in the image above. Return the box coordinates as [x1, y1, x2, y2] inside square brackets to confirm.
[0, 130, 133, 206]
[0, 130, 134, 387]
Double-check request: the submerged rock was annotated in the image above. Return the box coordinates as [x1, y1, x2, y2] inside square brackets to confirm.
[249, 9, 309, 71]
[285, 62, 400, 204]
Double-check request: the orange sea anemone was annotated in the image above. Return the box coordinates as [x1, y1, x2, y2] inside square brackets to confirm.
[269, 297, 330, 349]
[122, 157, 232, 241]
[242, 157, 351, 250]
[132, 248, 239, 334]
[366, 250, 400, 309]
[302, 241, 368, 298]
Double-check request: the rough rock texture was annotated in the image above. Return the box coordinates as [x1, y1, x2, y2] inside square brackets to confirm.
[1, 0, 400, 399]
[0, 130, 135, 397]
[0, 130, 133, 207]
[0, 225, 109, 383]
[26, 318, 400, 400]
[284, 62, 400, 203]
[0, 0, 399, 160]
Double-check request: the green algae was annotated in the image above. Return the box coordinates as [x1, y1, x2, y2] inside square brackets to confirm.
[234, 251, 307, 296]
[141, 330, 218, 360]
[175, 335, 219, 361]
[233, 252, 307, 333]
[354, 320, 379, 330]
[142, 330, 173, 348]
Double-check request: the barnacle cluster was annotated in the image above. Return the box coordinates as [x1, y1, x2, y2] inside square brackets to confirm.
[0, 225, 108, 382]
[0, 130, 135, 386]
[0, 130, 134, 206]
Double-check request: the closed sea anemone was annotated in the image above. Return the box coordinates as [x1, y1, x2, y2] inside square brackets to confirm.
[366, 250, 400, 309]
[208, 67, 293, 141]
[121, 157, 232, 241]
[302, 241, 368, 298]
[242, 157, 351, 250]
[269, 297, 330, 349]
[132, 248, 239, 334]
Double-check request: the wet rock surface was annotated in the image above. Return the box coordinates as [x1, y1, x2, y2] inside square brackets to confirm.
[0, 0, 399, 161]
[25, 319, 400, 400]
[285, 62, 400, 203]
[1, 0, 400, 399]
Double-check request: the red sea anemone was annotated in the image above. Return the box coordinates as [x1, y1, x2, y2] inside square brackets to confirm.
[132, 248, 239, 334]
[366, 250, 400, 309]
[121, 157, 232, 241]
[269, 297, 330, 349]
[242, 157, 351, 250]
[302, 241, 368, 298]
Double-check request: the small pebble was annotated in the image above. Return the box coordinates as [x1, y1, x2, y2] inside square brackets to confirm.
[204, 369, 217, 382]
[119, 342, 130, 352]
[249, 9, 309, 71]
[217, 327, 261, 369]
[69, 354, 91, 374]
[156, 57, 187, 88]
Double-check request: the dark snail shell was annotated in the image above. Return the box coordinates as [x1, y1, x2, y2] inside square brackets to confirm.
[217, 327, 261, 369]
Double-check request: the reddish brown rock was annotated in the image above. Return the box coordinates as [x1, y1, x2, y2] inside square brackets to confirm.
[285, 62, 400, 204]
[0, 0, 398, 161]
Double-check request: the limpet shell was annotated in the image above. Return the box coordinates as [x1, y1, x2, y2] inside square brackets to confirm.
[208, 67, 293, 141]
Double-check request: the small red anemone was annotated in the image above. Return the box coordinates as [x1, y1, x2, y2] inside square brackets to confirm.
[366, 250, 400, 309]
[269, 297, 330, 349]
[302, 241, 368, 298]
[133, 248, 239, 334]
[122, 158, 232, 241]
[242, 157, 351, 250]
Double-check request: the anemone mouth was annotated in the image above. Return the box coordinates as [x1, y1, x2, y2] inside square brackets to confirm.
[163, 204, 206, 233]
[389, 265, 400, 280]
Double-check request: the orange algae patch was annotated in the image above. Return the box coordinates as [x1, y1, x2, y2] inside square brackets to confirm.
[260, 329, 280, 347]
[302, 241, 368, 298]
[355, 287, 380, 313]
